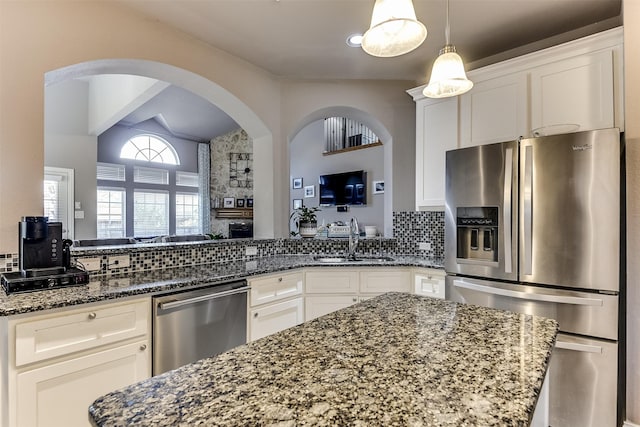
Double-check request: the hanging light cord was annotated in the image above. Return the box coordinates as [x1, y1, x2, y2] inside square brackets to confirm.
[445, 0, 451, 46]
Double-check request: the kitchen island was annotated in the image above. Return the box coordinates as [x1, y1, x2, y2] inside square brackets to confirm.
[89, 293, 558, 426]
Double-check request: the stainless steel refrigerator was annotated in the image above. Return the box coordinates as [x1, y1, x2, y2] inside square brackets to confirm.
[444, 128, 623, 427]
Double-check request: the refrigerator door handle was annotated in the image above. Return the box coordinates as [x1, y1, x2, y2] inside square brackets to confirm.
[452, 279, 604, 306]
[555, 340, 603, 354]
[503, 147, 513, 274]
[523, 145, 533, 275]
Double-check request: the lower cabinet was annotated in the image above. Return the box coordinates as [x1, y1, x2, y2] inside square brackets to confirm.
[250, 298, 304, 341]
[6, 297, 151, 427]
[304, 267, 413, 322]
[413, 268, 446, 299]
[305, 295, 359, 321]
[248, 272, 305, 342]
[13, 340, 149, 427]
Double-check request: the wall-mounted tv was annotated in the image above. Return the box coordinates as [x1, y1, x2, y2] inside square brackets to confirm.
[319, 170, 367, 206]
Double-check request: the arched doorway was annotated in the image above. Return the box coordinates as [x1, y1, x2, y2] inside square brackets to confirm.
[288, 106, 394, 236]
[45, 59, 275, 238]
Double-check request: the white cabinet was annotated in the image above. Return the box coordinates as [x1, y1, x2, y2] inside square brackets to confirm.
[409, 28, 623, 207]
[413, 268, 446, 299]
[248, 272, 304, 341]
[460, 73, 528, 147]
[14, 340, 149, 427]
[305, 269, 358, 294]
[359, 269, 411, 295]
[304, 268, 412, 321]
[249, 271, 303, 306]
[8, 297, 151, 427]
[412, 96, 458, 210]
[305, 295, 359, 321]
[530, 50, 615, 134]
[250, 298, 304, 341]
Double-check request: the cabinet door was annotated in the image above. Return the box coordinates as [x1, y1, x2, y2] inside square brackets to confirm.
[413, 269, 446, 299]
[530, 50, 614, 134]
[249, 298, 304, 341]
[415, 97, 458, 209]
[304, 269, 359, 293]
[460, 73, 528, 147]
[249, 271, 303, 307]
[359, 269, 411, 294]
[13, 340, 149, 427]
[305, 296, 358, 322]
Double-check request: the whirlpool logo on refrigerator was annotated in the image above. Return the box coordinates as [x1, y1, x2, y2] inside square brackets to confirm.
[572, 143, 593, 151]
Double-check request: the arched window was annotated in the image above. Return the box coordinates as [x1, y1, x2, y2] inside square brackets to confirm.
[120, 135, 179, 165]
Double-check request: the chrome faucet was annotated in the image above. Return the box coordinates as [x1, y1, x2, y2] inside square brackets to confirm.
[348, 217, 359, 260]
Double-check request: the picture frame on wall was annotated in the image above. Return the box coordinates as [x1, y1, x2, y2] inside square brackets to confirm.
[246, 198, 254, 208]
[293, 199, 303, 210]
[223, 197, 235, 208]
[372, 181, 385, 194]
[304, 185, 315, 198]
[292, 177, 303, 189]
[236, 198, 245, 208]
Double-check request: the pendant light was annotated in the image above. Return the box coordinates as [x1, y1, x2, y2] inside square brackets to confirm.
[361, 0, 427, 58]
[423, 0, 473, 98]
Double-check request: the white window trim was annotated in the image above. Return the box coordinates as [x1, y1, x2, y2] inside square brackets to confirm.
[44, 166, 75, 240]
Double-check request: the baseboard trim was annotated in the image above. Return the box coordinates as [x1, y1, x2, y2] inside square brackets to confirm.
[624, 421, 640, 427]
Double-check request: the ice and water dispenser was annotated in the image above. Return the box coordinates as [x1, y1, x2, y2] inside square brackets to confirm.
[456, 207, 499, 264]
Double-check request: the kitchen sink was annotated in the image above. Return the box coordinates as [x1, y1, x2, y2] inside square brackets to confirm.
[312, 255, 395, 263]
[312, 256, 359, 263]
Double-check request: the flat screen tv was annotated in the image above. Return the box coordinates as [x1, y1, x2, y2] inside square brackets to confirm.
[319, 170, 367, 206]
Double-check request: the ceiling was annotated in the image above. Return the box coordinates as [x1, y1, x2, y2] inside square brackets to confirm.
[114, 0, 622, 141]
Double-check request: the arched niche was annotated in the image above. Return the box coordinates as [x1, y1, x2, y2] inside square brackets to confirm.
[45, 59, 275, 238]
[288, 106, 394, 236]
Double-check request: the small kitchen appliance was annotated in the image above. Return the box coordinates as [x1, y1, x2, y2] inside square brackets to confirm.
[0, 216, 89, 294]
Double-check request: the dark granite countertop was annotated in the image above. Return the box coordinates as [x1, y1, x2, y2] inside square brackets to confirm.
[0, 255, 442, 316]
[89, 292, 558, 427]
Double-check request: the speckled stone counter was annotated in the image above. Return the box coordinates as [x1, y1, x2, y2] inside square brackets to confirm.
[89, 293, 558, 426]
[0, 255, 442, 316]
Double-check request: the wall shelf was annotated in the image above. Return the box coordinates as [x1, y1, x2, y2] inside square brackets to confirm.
[214, 208, 253, 219]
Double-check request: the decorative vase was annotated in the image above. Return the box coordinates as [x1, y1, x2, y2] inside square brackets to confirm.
[298, 221, 317, 238]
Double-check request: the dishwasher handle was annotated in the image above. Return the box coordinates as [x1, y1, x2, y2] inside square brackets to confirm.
[157, 286, 250, 311]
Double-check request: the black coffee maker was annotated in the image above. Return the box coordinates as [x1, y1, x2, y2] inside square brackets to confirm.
[19, 216, 72, 277]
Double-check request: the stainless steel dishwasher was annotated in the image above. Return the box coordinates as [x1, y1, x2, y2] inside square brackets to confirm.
[152, 279, 249, 375]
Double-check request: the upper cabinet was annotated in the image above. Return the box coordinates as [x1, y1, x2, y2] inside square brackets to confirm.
[530, 50, 615, 134]
[409, 27, 623, 210]
[460, 73, 528, 147]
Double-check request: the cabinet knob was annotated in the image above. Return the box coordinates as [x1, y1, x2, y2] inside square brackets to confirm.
[352, 297, 358, 302]
[278, 277, 283, 282]
[139, 344, 147, 351]
[87, 312, 97, 320]
[254, 312, 259, 318]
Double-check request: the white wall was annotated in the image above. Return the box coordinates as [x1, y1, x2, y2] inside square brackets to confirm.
[289, 120, 384, 233]
[44, 79, 98, 239]
[624, 0, 640, 423]
[0, 1, 417, 252]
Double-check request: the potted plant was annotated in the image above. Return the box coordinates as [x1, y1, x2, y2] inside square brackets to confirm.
[290, 206, 320, 238]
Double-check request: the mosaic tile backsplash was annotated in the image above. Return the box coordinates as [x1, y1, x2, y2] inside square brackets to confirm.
[3, 211, 444, 277]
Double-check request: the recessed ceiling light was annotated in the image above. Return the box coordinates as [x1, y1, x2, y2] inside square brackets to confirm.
[346, 34, 363, 47]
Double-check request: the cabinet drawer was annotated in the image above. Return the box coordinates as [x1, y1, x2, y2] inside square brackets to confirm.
[248, 271, 303, 307]
[305, 269, 358, 293]
[413, 269, 446, 299]
[359, 269, 411, 294]
[14, 298, 150, 367]
[249, 298, 304, 341]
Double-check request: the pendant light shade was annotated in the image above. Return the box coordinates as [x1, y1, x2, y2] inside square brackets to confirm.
[361, 0, 427, 58]
[423, 0, 473, 98]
